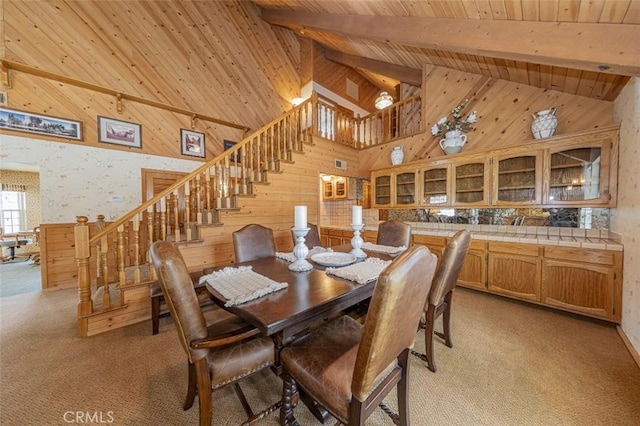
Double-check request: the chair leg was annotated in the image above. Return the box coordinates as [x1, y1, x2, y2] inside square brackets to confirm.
[194, 359, 212, 426]
[184, 363, 197, 410]
[397, 349, 410, 426]
[151, 296, 161, 335]
[442, 292, 453, 348]
[280, 372, 300, 426]
[347, 398, 365, 425]
[424, 304, 437, 372]
[233, 383, 254, 418]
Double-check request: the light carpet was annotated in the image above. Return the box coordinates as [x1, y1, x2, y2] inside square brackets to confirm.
[1, 287, 639, 425]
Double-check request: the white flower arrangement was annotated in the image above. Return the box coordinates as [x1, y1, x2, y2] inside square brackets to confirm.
[431, 99, 478, 136]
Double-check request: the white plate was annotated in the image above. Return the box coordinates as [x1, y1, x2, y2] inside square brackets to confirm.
[310, 252, 357, 267]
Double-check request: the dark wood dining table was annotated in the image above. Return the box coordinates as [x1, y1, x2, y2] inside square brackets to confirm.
[204, 244, 395, 423]
[205, 244, 393, 353]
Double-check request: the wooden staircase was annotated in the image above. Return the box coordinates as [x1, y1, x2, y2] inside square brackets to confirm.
[73, 92, 423, 337]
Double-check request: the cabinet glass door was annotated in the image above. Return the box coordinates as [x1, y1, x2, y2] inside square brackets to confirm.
[374, 175, 391, 206]
[322, 181, 334, 199]
[395, 172, 416, 205]
[549, 147, 601, 202]
[496, 155, 539, 204]
[454, 162, 486, 204]
[422, 167, 448, 205]
[334, 177, 347, 198]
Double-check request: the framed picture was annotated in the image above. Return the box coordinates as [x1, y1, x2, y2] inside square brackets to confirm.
[0, 107, 82, 140]
[180, 129, 206, 158]
[224, 140, 241, 162]
[98, 116, 141, 148]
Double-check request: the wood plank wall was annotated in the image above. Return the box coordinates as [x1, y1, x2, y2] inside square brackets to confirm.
[308, 42, 381, 113]
[358, 65, 614, 173]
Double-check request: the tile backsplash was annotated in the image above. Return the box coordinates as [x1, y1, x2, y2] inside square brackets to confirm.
[320, 199, 379, 227]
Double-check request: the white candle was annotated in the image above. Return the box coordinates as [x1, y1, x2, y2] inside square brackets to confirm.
[294, 205, 307, 229]
[352, 205, 363, 225]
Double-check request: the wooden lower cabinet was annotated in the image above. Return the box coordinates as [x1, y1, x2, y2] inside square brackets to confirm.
[458, 240, 486, 290]
[541, 246, 622, 322]
[487, 242, 542, 302]
[321, 228, 378, 246]
[412, 234, 446, 260]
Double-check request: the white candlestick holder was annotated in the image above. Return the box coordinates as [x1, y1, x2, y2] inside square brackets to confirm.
[289, 227, 313, 272]
[350, 223, 367, 259]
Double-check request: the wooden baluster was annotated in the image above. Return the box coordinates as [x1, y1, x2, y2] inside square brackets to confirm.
[311, 91, 318, 138]
[146, 206, 154, 259]
[132, 214, 141, 284]
[75, 216, 93, 336]
[173, 190, 180, 241]
[116, 224, 125, 291]
[184, 181, 192, 241]
[205, 168, 213, 223]
[95, 215, 106, 289]
[100, 230, 110, 309]
[239, 146, 247, 194]
[160, 197, 167, 240]
[195, 174, 203, 225]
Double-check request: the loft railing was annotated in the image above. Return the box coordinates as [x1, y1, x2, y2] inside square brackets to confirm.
[74, 91, 422, 335]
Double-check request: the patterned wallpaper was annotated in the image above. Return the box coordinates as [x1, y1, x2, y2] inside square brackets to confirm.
[0, 169, 41, 230]
[0, 135, 203, 223]
[611, 77, 640, 355]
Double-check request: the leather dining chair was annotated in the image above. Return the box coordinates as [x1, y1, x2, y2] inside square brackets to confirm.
[376, 220, 412, 247]
[150, 241, 280, 426]
[290, 223, 321, 249]
[416, 229, 471, 372]
[232, 224, 276, 263]
[279, 245, 437, 426]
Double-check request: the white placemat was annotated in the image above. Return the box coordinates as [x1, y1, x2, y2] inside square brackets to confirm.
[325, 258, 392, 285]
[200, 266, 288, 307]
[361, 242, 407, 254]
[275, 246, 333, 263]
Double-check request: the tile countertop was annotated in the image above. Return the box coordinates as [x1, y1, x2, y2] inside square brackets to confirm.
[321, 222, 623, 252]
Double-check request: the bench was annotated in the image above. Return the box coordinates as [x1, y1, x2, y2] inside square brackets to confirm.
[150, 271, 213, 335]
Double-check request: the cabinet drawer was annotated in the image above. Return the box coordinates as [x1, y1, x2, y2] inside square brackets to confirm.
[488, 242, 540, 257]
[328, 229, 345, 237]
[413, 235, 446, 248]
[544, 246, 614, 266]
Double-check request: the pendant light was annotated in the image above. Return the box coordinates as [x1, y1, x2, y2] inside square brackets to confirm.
[374, 91, 393, 110]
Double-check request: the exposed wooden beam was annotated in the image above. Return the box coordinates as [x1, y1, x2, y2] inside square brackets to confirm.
[324, 49, 422, 86]
[261, 10, 640, 76]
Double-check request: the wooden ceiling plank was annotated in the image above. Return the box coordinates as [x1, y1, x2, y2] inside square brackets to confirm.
[521, 0, 540, 20]
[622, 0, 640, 23]
[603, 75, 630, 101]
[600, 0, 632, 23]
[539, 0, 559, 21]
[563, 68, 583, 94]
[539, 64, 553, 89]
[260, 10, 640, 75]
[558, 0, 581, 21]
[503, 0, 524, 20]
[488, 0, 509, 20]
[577, 0, 606, 22]
[550, 66, 568, 92]
[575, 70, 598, 97]
[323, 49, 422, 86]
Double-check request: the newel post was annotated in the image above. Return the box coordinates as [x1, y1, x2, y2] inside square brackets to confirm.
[75, 216, 93, 336]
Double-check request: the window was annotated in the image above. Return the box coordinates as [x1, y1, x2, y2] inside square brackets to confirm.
[1, 189, 27, 233]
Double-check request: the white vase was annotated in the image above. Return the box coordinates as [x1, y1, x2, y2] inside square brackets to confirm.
[390, 146, 404, 165]
[531, 107, 558, 139]
[439, 130, 467, 155]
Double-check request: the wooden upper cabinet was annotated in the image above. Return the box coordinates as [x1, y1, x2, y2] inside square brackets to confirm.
[322, 176, 349, 201]
[421, 165, 450, 206]
[544, 140, 613, 206]
[395, 171, 417, 206]
[451, 159, 490, 206]
[492, 151, 543, 206]
[372, 172, 392, 208]
[370, 126, 619, 209]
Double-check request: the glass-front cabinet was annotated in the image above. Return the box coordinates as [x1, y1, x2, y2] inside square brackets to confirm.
[372, 172, 392, 207]
[421, 165, 449, 206]
[492, 151, 542, 205]
[545, 142, 611, 205]
[452, 160, 490, 205]
[395, 172, 417, 206]
[370, 127, 618, 209]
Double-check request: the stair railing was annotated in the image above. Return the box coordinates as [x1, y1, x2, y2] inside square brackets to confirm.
[74, 96, 317, 328]
[74, 91, 422, 334]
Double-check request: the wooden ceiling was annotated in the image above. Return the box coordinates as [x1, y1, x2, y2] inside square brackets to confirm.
[252, 0, 640, 101]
